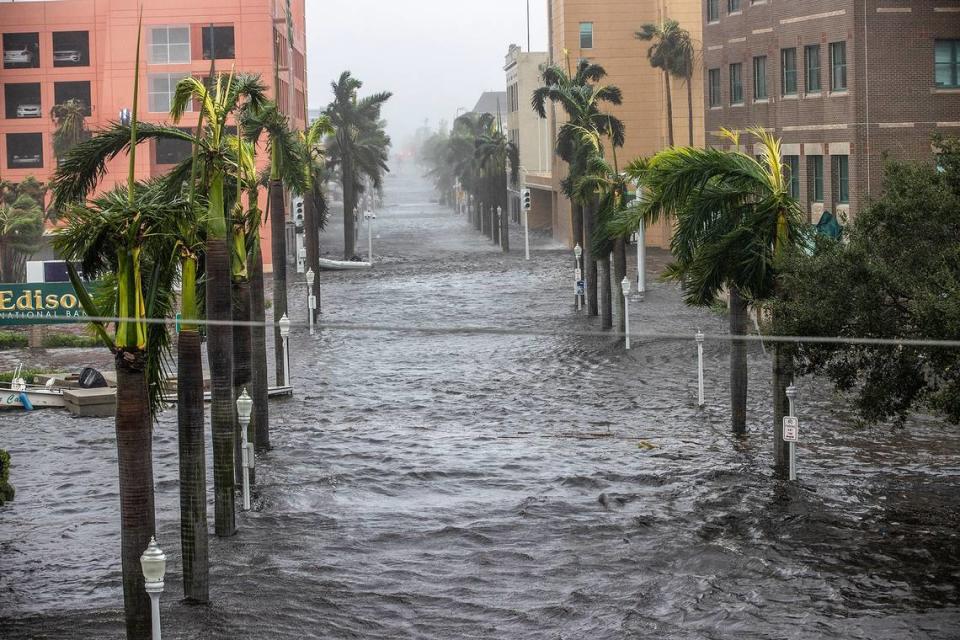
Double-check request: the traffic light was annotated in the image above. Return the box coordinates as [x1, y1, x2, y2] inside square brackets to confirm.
[293, 196, 305, 229]
[521, 188, 532, 211]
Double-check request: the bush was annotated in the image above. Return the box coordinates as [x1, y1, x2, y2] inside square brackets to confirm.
[0, 368, 54, 384]
[41, 332, 100, 348]
[0, 331, 28, 350]
[0, 449, 14, 505]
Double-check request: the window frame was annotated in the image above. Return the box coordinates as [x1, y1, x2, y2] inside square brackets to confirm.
[149, 25, 191, 64]
[832, 155, 849, 204]
[148, 72, 192, 113]
[707, 0, 720, 23]
[781, 48, 797, 96]
[935, 40, 960, 88]
[804, 45, 821, 94]
[708, 68, 722, 107]
[730, 62, 743, 104]
[6, 132, 44, 170]
[579, 22, 594, 50]
[753, 55, 768, 100]
[201, 25, 236, 60]
[727, 0, 741, 13]
[830, 41, 847, 92]
[809, 155, 824, 203]
[784, 155, 800, 200]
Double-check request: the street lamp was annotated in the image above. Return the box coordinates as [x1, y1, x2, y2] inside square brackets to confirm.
[305, 268, 316, 336]
[621, 277, 631, 350]
[236, 388, 254, 510]
[140, 537, 166, 640]
[363, 209, 375, 263]
[635, 227, 646, 299]
[574, 244, 583, 311]
[696, 330, 705, 407]
[278, 314, 291, 388]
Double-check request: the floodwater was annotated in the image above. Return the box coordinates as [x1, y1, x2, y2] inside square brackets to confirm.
[2, 165, 959, 639]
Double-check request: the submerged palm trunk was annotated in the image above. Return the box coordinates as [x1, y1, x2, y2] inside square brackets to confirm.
[115, 351, 156, 640]
[342, 155, 357, 259]
[614, 240, 627, 331]
[600, 256, 612, 330]
[772, 331, 793, 476]
[664, 72, 675, 147]
[729, 287, 748, 434]
[232, 278, 252, 485]
[583, 200, 598, 316]
[269, 179, 288, 387]
[249, 241, 271, 452]
[304, 191, 321, 322]
[686, 78, 694, 146]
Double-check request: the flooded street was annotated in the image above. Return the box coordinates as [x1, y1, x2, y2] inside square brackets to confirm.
[2, 166, 959, 639]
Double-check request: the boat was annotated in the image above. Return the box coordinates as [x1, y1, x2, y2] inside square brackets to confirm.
[0, 365, 66, 410]
[161, 385, 294, 404]
[319, 258, 371, 271]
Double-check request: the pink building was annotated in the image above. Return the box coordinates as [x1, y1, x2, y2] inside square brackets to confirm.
[0, 0, 308, 270]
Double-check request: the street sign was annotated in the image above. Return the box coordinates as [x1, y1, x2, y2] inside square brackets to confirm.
[576, 281, 585, 296]
[308, 295, 317, 309]
[783, 416, 799, 442]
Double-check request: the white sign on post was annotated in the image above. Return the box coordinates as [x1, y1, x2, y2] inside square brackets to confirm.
[783, 416, 799, 442]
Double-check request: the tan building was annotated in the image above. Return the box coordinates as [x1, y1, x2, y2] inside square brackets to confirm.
[504, 44, 552, 229]
[542, 0, 705, 248]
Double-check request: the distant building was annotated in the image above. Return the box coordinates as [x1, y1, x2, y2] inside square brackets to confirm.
[504, 44, 552, 230]
[0, 0, 308, 271]
[702, 0, 960, 223]
[546, 0, 705, 248]
[470, 91, 507, 131]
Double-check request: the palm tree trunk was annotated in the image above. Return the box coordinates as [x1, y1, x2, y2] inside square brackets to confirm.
[664, 72, 675, 147]
[600, 256, 612, 330]
[686, 77, 694, 146]
[500, 170, 509, 252]
[583, 199, 598, 316]
[614, 239, 627, 331]
[249, 241, 271, 452]
[304, 190, 321, 322]
[207, 237, 236, 538]
[269, 179, 288, 387]
[772, 336, 794, 477]
[729, 287, 748, 434]
[115, 350, 156, 640]
[342, 156, 356, 259]
[232, 278, 252, 486]
[176, 329, 208, 603]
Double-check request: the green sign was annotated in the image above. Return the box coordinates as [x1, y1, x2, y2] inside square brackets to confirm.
[0, 282, 93, 326]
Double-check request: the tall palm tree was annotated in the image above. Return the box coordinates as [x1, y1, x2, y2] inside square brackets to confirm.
[636, 19, 696, 147]
[614, 128, 806, 471]
[450, 112, 494, 231]
[50, 99, 90, 161]
[0, 194, 44, 281]
[533, 57, 624, 316]
[301, 114, 335, 319]
[325, 72, 392, 259]
[475, 124, 519, 253]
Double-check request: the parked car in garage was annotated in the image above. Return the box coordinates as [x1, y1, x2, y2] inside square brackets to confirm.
[10, 153, 41, 167]
[15, 104, 41, 118]
[53, 49, 82, 63]
[3, 48, 34, 66]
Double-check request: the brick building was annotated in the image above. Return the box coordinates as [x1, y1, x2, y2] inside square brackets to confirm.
[702, 0, 960, 222]
[0, 0, 307, 270]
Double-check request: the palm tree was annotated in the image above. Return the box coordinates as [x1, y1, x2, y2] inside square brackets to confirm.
[635, 19, 696, 147]
[50, 99, 90, 161]
[325, 72, 392, 259]
[533, 56, 624, 316]
[300, 114, 335, 319]
[475, 124, 519, 253]
[614, 128, 806, 471]
[449, 112, 494, 231]
[0, 194, 44, 281]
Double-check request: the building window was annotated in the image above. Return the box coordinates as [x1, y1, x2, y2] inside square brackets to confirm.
[579, 23, 593, 49]
[707, 0, 720, 22]
[830, 41, 847, 92]
[6, 133, 43, 169]
[149, 26, 190, 64]
[4, 83, 42, 119]
[805, 45, 821, 93]
[730, 63, 743, 104]
[52, 31, 90, 67]
[708, 68, 721, 107]
[753, 56, 767, 100]
[784, 155, 800, 200]
[54, 82, 92, 116]
[2, 32, 40, 69]
[148, 73, 191, 113]
[781, 48, 797, 96]
[155, 127, 193, 165]
[808, 155, 824, 202]
[728, 0, 741, 13]
[832, 155, 849, 204]
[202, 25, 235, 60]
[935, 40, 960, 88]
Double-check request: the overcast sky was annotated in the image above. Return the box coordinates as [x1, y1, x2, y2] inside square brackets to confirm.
[306, 0, 548, 149]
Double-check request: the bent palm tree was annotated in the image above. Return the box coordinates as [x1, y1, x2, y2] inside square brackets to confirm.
[475, 125, 519, 252]
[0, 194, 44, 281]
[614, 128, 806, 468]
[636, 19, 696, 146]
[50, 99, 91, 161]
[300, 114, 334, 319]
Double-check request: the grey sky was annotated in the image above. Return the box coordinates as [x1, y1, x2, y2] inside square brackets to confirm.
[306, 0, 549, 149]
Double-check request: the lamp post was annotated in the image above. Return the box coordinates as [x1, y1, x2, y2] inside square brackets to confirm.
[364, 209, 375, 263]
[279, 314, 291, 388]
[786, 385, 797, 481]
[305, 268, 316, 336]
[236, 389, 254, 510]
[621, 276, 631, 350]
[696, 330, 705, 407]
[574, 244, 583, 311]
[496, 206, 503, 247]
[140, 537, 166, 640]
